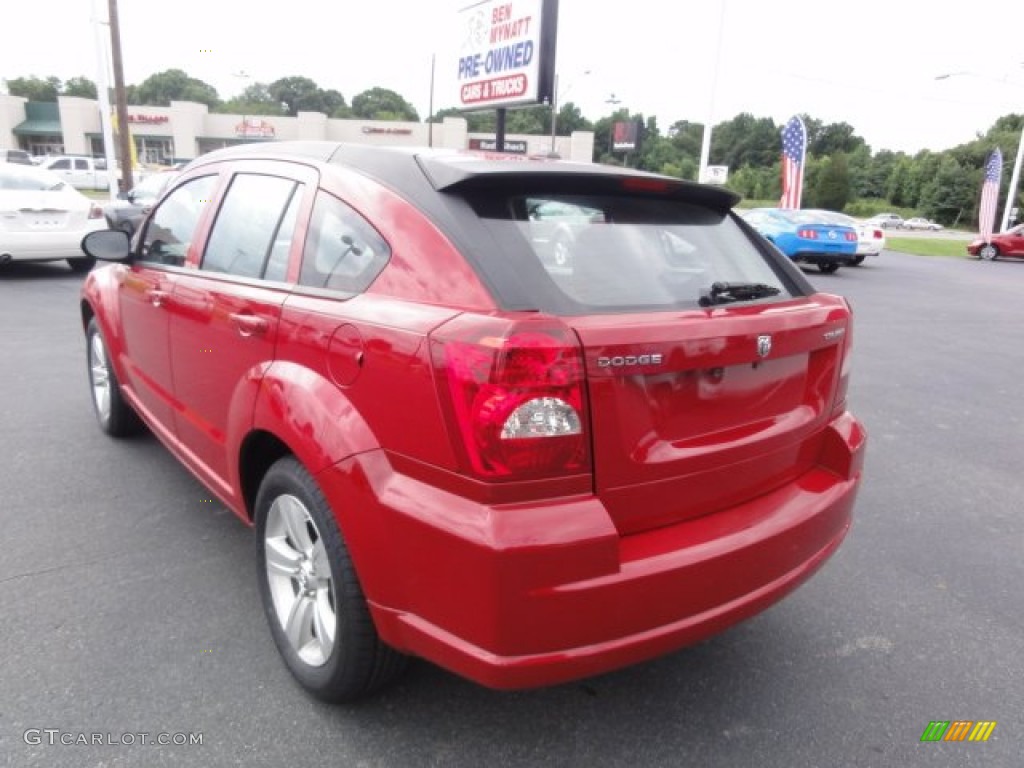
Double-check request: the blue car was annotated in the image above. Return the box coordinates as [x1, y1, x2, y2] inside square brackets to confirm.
[741, 208, 858, 273]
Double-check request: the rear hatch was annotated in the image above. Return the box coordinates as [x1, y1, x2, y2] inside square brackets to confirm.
[417, 159, 851, 533]
[570, 297, 849, 534]
[0, 193, 83, 233]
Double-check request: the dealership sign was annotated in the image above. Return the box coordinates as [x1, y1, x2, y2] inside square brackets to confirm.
[235, 118, 276, 138]
[469, 138, 528, 154]
[454, 0, 558, 110]
[127, 114, 169, 124]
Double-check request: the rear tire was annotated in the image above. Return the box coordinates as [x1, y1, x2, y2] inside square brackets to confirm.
[86, 317, 142, 437]
[255, 456, 408, 703]
[851, 255, 866, 266]
[818, 262, 841, 274]
[979, 244, 999, 261]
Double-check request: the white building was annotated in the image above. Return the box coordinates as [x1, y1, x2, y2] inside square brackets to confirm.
[0, 94, 595, 165]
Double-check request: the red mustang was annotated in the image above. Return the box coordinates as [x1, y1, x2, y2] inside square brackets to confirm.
[80, 142, 866, 701]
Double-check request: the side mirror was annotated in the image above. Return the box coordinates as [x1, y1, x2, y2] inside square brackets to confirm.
[81, 229, 132, 262]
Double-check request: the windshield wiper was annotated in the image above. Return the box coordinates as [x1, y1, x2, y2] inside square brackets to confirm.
[699, 281, 781, 307]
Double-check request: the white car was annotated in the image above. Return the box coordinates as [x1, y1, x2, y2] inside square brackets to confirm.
[903, 217, 943, 231]
[0, 164, 107, 272]
[803, 209, 885, 265]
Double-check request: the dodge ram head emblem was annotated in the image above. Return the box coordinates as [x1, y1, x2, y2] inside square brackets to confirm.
[756, 335, 772, 358]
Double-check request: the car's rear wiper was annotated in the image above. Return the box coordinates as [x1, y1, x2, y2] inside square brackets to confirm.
[699, 281, 781, 307]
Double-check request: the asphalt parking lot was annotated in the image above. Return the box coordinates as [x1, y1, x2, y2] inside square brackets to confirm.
[1, 251, 1020, 768]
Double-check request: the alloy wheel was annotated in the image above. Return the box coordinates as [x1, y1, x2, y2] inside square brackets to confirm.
[89, 332, 111, 423]
[264, 494, 337, 667]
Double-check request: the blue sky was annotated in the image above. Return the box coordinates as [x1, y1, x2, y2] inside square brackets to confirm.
[2, 0, 1022, 154]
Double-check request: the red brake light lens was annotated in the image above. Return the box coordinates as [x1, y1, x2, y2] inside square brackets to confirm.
[430, 315, 590, 480]
[88, 204, 104, 220]
[844, 232, 857, 242]
[798, 228, 818, 239]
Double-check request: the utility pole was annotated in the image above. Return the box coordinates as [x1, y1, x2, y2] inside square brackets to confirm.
[108, 0, 133, 195]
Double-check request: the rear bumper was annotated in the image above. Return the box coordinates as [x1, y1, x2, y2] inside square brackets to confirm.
[324, 411, 866, 690]
[791, 249, 858, 264]
[1, 223, 105, 261]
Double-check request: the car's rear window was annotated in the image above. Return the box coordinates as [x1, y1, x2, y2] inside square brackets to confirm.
[469, 193, 794, 313]
[0, 167, 65, 191]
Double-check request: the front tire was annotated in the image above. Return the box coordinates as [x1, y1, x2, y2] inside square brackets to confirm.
[68, 257, 96, 273]
[86, 317, 142, 437]
[979, 244, 999, 261]
[255, 457, 407, 702]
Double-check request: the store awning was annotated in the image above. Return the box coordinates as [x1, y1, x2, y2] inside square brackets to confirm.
[13, 102, 62, 136]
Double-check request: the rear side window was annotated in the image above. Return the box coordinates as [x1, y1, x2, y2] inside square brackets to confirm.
[474, 193, 794, 313]
[201, 173, 302, 280]
[298, 191, 389, 293]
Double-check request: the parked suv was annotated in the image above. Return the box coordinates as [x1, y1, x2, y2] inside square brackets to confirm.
[1, 148, 33, 165]
[79, 142, 866, 702]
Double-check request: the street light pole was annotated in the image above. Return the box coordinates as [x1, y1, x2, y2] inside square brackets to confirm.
[698, 0, 728, 183]
[91, 0, 117, 201]
[549, 73, 559, 155]
[605, 93, 622, 163]
[1000, 129, 1023, 231]
[550, 70, 590, 156]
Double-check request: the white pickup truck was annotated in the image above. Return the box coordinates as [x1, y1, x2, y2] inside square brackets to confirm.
[40, 156, 113, 191]
[40, 156, 145, 192]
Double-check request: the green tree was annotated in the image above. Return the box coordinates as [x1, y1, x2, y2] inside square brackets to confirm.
[709, 113, 780, 169]
[809, 153, 851, 211]
[63, 76, 98, 99]
[134, 69, 220, 108]
[351, 87, 419, 121]
[433, 107, 493, 132]
[554, 101, 591, 134]
[216, 82, 286, 116]
[5, 75, 61, 101]
[268, 76, 346, 116]
[919, 155, 974, 225]
[887, 157, 914, 207]
[807, 120, 865, 156]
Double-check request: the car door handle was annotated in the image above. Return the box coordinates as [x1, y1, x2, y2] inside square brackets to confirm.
[147, 289, 169, 307]
[229, 313, 269, 337]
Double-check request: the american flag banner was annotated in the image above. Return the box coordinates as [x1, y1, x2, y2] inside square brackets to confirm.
[779, 116, 807, 210]
[978, 148, 1002, 242]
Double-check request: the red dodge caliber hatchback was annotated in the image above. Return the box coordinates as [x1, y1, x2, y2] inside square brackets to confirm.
[80, 142, 866, 702]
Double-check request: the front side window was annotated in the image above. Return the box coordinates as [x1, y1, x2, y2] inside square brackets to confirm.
[201, 174, 301, 280]
[298, 192, 389, 293]
[140, 175, 218, 267]
[48, 159, 70, 170]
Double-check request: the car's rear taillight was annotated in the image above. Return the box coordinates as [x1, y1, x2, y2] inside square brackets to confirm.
[430, 315, 590, 480]
[844, 232, 857, 242]
[872, 228, 884, 239]
[833, 300, 854, 416]
[798, 228, 818, 239]
[88, 204, 103, 220]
